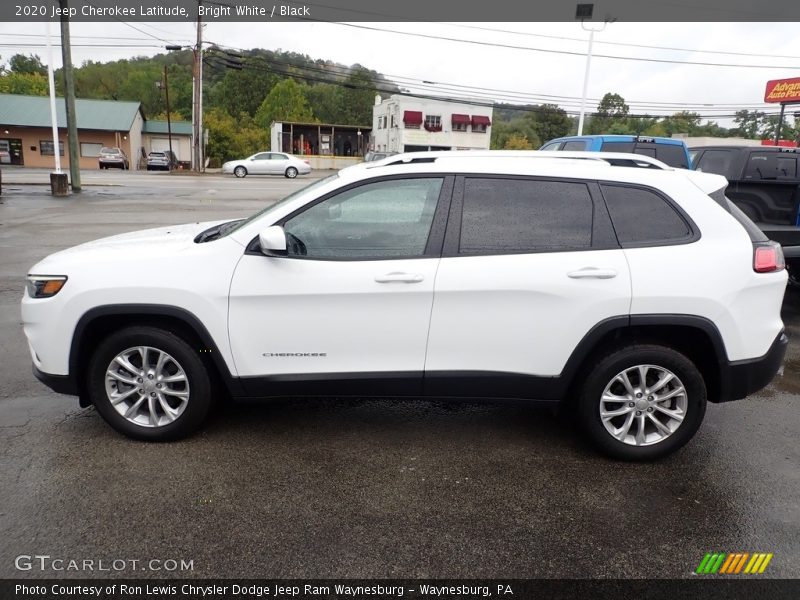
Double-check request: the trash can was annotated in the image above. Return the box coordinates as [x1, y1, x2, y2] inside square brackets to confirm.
[50, 172, 69, 197]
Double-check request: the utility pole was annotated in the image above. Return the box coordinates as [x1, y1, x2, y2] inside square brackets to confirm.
[59, 0, 81, 191]
[164, 65, 174, 166]
[192, 2, 203, 172]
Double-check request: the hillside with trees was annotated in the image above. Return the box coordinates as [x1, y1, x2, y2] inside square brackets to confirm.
[2, 51, 790, 162]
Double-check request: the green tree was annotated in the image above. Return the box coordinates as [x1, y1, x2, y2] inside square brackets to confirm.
[660, 111, 701, 136]
[9, 53, 46, 75]
[337, 67, 378, 125]
[588, 92, 630, 134]
[0, 72, 48, 95]
[205, 107, 269, 163]
[209, 62, 279, 118]
[734, 109, 766, 139]
[526, 104, 571, 141]
[254, 78, 315, 128]
[490, 118, 540, 149]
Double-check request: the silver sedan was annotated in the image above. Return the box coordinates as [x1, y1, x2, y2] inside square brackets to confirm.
[222, 152, 312, 178]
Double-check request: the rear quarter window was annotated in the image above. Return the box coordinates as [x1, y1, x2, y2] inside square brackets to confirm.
[601, 184, 694, 247]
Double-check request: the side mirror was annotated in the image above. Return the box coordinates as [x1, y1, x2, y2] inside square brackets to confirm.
[259, 225, 287, 256]
[328, 202, 342, 220]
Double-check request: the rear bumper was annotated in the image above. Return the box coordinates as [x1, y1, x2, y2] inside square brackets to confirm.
[718, 331, 788, 402]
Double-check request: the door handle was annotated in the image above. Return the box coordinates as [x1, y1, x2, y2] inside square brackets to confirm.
[567, 267, 618, 279]
[375, 272, 425, 283]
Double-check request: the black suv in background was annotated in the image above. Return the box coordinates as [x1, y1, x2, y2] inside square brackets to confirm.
[146, 150, 178, 171]
[691, 145, 800, 283]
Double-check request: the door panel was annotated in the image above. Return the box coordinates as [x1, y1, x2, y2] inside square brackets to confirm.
[424, 175, 631, 388]
[425, 250, 631, 379]
[228, 176, 450, 383]
[250, 153, 270, 174]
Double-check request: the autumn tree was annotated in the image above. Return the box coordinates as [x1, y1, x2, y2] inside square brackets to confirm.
[503, 134, 534, 149]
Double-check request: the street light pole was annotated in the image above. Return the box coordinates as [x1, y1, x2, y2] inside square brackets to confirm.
[577, 27, 596, 137]
[575, 4, 613, 136]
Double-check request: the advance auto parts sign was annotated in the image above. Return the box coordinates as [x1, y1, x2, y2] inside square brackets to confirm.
[764, 77, 800, 103]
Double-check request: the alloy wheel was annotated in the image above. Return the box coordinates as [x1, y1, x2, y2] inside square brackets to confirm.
[105, 346, 190, 428]
[599, 364, 687, 446]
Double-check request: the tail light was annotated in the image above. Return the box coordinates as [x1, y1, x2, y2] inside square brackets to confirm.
[753, 241, 785, 273]
[303, 160, 310, 165]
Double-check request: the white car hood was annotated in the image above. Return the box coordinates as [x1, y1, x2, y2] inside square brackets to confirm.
[31, 220, 231, 270]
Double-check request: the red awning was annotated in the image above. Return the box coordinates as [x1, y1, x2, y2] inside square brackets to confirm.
[403, 110, 423, 125]
[451, 113, 471, 124]
[471, 115, 492, 126]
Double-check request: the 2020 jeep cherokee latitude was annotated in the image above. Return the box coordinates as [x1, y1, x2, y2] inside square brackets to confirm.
[22, 151, 788, 460]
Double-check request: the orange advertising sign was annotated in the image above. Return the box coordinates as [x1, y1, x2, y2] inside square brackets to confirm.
[764, 77, 800, 103]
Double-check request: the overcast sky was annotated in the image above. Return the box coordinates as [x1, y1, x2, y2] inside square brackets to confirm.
[1, 21, 798, 127]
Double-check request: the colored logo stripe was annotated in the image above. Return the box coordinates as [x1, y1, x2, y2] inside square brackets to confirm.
[697, 552, 773, 574]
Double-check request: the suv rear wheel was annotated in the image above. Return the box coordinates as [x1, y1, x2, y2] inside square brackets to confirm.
[87, 326, 212, 441]
[577, 344, 706, 460]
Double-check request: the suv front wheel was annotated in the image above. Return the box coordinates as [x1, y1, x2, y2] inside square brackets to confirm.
[577, 345, 706, 460]
[87, 326, 213, 441]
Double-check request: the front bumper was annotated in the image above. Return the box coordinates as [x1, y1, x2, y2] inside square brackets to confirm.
[33, 364, 77, 396]
[718, 331, 788, 402]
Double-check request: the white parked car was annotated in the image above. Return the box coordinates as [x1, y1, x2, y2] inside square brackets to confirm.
[22, 151, 787, 460]
[222, 151, 311, 178]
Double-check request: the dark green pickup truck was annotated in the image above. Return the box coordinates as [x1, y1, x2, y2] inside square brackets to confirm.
[691, 145, 800, 284]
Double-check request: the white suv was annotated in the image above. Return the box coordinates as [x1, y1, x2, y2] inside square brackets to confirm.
[22, 151, 788, 460]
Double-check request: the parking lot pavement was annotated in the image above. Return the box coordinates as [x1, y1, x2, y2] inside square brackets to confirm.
[0, 181, 798, 579]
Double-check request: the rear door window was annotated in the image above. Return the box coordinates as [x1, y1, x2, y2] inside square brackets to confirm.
[459, 178, 594, 254]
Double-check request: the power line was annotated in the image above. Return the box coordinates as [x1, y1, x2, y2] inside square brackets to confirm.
[442, 23, 800, 61]
[320, 22, 800, 70]
[202, 53, 788, 120]
[203, 43, 779, 113]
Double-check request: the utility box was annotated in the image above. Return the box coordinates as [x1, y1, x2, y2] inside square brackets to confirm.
[50, 172, 69, 197]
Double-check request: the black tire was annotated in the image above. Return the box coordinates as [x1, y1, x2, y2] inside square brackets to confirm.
[577, 344, 706, 461]
[234, 166, 247, 178]
[285, 166, 298, 179]
[87, 326, 213, 441]
[786, 258, 800, 288]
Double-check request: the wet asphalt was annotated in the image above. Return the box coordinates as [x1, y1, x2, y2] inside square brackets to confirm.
[0, 170, 798, 579]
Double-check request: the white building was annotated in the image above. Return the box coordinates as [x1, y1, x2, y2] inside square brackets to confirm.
[371, 95, 493, 153]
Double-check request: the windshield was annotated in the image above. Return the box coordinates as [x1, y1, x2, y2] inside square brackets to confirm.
[222, 173, 340, 237]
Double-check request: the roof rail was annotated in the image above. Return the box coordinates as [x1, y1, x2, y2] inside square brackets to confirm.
[373, 150, 671, 170]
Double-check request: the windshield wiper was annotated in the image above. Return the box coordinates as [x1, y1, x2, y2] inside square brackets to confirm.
[194, 219, 244, 243]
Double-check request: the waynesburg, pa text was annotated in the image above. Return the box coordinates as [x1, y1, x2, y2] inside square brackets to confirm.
[15, 583, 513, 597]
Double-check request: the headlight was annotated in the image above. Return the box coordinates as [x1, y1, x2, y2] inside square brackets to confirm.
[26, 275, 67, 298]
